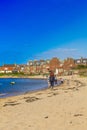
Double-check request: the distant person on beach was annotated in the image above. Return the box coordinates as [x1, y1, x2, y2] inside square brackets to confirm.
[54, 75, 58, 86]
[49, 71, 55, 88]
[46, 75, 50, 87]
[60, 78, 64, 84]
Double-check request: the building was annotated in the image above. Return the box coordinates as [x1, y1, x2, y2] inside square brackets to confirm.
[63, 58, 76, 75]
[75, 57, 87, 65]
[49, 57, 61, 71]
[0, 64, 19, 73]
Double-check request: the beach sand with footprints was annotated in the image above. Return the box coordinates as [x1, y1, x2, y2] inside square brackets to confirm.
[0, 75, 87, 130]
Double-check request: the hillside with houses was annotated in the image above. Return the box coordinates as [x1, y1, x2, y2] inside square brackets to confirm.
[0, 57, 87, 77]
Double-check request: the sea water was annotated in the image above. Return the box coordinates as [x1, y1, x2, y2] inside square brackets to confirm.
[0, 78, 48, 98]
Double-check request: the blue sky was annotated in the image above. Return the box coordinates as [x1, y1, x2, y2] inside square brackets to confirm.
[0, 0, 87, 65]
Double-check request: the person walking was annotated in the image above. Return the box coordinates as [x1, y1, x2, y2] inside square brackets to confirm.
[54, 75, 58, 86]
[49, 71, 55, 89]
[46, 75, 51, 88]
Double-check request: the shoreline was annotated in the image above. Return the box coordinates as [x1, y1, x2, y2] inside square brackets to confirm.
[0, 77, 48, 99]
[0, 75, 83, 101]
[0, 85, 49, 99]
[0, 74, 81, 99]
[0, 75, 47, 80]
[0, 75, 87, 130]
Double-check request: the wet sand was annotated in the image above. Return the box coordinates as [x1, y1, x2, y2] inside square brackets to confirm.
[0, 75, 87, 130]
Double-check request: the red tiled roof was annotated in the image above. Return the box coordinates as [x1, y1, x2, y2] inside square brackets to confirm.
[0, 66, 15, 71]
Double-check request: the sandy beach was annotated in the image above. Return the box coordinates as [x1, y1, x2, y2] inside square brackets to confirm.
[0, 75, 87, 130]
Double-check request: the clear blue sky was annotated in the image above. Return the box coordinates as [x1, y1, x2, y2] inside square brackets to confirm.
[0, 0, 87, 65]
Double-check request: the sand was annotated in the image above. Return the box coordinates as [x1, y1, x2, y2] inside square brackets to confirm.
[0, 75, 87, 130]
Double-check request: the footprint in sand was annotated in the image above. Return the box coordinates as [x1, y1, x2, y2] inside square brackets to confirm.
[47, 92, 58, 97]
[24, 96, 41, 103]
[3, 102, 20, 107]
[36, 93, 43, 95]
[74, 114, 83, 117]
